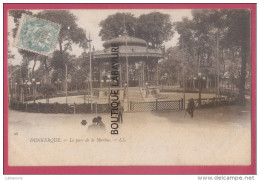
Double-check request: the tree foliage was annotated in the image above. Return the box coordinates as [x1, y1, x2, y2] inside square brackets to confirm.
[99, 13, 137, 41]
[99, 12, 174, 48]
[136, 12, 174, 48]
[173, 9, 251, 104]
[37, 10, 87, 52]
[224, 10, 251, 104]
[9, 10, 88, 84]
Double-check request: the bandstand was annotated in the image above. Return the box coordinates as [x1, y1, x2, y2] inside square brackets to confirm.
[92, 30, 164, 108]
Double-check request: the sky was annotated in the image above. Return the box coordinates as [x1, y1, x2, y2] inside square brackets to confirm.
[8, 9, 192, 67]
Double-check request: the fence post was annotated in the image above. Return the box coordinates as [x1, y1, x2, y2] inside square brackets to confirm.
[181, 98, 184, 109]
[156, 99, 158, 111]
[179, 99, 180, 110]
[95, 102, 97, 114]
[38, 102, 40, 112]
[25, 102, 28, 111]
[74, 103, 76, 114]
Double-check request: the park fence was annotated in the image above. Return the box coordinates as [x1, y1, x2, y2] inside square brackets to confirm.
[130, 97, 236, 112]
[9, 97, 236, 114]
[130, 99, 184, 112]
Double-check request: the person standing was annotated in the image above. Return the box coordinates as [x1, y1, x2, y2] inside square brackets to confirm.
[187, 98, 195, 118]
[96, 116, 106, 131]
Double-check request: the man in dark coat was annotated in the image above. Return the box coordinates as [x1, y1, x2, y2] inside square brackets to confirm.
[97, 116, 106, 131]
[187, 98, 195, 118]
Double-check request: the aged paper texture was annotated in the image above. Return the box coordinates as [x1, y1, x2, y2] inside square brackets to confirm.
[8, 9, 251, 166]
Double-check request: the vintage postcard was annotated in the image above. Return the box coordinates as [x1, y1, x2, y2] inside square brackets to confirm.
[4, 3, 256, 174]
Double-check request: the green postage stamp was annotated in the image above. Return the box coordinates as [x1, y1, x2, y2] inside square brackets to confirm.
[14, 14, 61, 56]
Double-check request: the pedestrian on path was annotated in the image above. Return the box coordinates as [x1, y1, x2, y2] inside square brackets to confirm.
[187, 98, 195, 118]
[97, 116, 106, 131]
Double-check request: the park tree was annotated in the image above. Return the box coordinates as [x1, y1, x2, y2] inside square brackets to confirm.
[174, 17, 195, 60]
[99, 12, 174, 48]
[37, 10, 87, 54]
[33, 62, 47, 83]
[174, 17, 197, 74]
[136, 12, 174, 48]
[50, 51, 77, 89]
[175, 10, 222, 74]
[159, 46, 183, 85]
[223, 9, 251, 104]
[37, 10, 88, 84]
[99, 13, 137, 41]
[9, 10, 88, 83]
[191, 9, 251, 104]
[175, 9, 251, 104]
[70, 68, 87, 91]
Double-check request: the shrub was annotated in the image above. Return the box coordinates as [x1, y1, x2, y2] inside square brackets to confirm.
[38, 84, 57, 103]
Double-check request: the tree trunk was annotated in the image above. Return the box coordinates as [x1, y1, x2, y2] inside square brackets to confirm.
[43, 56, 49, 83]
[59, 40, 63, 53]
[238, 44, 247, 105]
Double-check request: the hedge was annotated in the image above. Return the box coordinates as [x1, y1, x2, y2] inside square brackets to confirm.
[9, 101, 110, 114]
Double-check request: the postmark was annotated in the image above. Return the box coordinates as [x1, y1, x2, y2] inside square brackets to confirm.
[14, 14, 61, 56]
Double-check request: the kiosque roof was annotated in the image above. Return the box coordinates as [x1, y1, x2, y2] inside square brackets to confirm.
[103, 35, 148, 48]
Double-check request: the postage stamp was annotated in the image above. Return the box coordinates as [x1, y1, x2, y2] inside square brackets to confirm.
[13, 14, 61, 56]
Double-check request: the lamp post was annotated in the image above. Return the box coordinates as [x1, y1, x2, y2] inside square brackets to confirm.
[59, 80, 61, 90]
[198, 73, 206, 107]
[55, 80, 61, 92]
[36, 82, 41, 91]
[124, 82, 127, 100]
[24, 80, 28, 102]
[20, 81, 24, 102]
[198, 73, 202, 106]
[163, 73, 168, 90]
[85, 78, 90, 103]
[55, 81, 58, 92]
[203, 77, 206, 90]
[85, 34, 93, 111]
[65, 64, 68, 104]
[145, 82, 149, 98]
[193, 76, 197, 92]
[27, 81, 32, 98]
[15, 82, 17, 102]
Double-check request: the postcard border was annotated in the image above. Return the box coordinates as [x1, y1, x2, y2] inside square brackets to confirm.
[3, 3, 256, 175]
